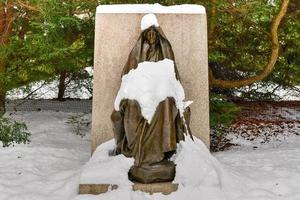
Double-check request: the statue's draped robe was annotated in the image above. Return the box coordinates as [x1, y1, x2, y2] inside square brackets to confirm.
[111, 27, 189, 167]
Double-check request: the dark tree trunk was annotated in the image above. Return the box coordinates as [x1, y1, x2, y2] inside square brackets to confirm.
[0, 60, 5, 117]
[0, 1, 13, 116]
[0, 91, 5, 117]
[57, 71, 67, 101]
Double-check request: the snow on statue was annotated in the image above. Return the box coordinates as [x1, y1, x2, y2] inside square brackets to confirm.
[114, 59, 191, 123]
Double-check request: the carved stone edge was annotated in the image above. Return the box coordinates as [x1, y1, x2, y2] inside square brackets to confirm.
[79, 182, 178, 195]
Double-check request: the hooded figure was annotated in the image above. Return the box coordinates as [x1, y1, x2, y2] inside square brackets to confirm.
[111, 24, 191, 183]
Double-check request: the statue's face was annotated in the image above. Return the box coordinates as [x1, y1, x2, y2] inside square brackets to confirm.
[146, 28, 157, 45]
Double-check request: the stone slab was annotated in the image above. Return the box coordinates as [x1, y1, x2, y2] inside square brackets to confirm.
[79, 184, 118, 195]
[79, 183, 178, 195]
[133, 182, 178, 195]
[92, 5, 210, 153]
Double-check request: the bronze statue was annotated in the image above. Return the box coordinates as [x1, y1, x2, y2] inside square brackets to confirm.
[111, 24, 192, 183]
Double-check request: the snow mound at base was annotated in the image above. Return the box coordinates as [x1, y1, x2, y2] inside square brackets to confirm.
[79, 140, 134, 187]
[171, 137, 249, 199]
[78, 137, 249, 200]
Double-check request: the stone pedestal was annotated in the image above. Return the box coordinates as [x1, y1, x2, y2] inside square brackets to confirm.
[92, 4, 210, 153]
[79, 183, 178, 195]
[133, 182, 178, 195]
[79, 184, 118, 195]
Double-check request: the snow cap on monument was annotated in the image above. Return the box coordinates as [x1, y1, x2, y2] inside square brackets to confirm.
[141, 13, 159, 31]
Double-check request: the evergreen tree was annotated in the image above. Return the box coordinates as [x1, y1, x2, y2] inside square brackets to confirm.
[0, 0, 40, 116]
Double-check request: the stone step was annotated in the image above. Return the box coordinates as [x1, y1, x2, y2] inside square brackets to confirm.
[79, 182, 178, 195]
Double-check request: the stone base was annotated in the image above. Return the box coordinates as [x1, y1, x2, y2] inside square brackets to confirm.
[79, 184, 118, 195]
[79, 182, 178, 195]
[133, 182, 178, 195]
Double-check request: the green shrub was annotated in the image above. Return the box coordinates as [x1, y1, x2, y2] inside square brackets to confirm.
[66, 114, 90, 137]
[210, 94, 240, 128]
[0, 117, 31, 147]
[210, 94, 240, 151]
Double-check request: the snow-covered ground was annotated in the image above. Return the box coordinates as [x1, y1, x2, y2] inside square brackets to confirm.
[0, 112, 91, 200]
[215, 139, 300, 200]
[1, 111, 300, 200]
